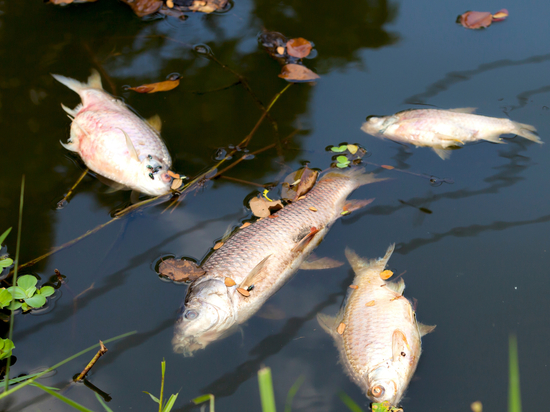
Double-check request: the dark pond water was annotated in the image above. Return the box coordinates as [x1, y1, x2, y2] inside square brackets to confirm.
[1, 0, 550, 410]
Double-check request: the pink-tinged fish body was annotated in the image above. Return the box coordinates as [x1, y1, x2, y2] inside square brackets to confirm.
[361, 108, 542, 159]
[52, 70, 173, 195]
[317, 245, 435, 406]
[172, 168, 386, 356]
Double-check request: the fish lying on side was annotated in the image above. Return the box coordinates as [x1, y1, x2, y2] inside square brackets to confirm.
[361, 108, 542, 159]
[172, 168, 387, 356]
[317, 245, 435, 406]
[52, 70, 174, 196]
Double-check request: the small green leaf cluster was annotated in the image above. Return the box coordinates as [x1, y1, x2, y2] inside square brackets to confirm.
[3, 275, 54, 312]
[330, 144, 361, 168]
[0, 228, 13, 269]
[0, 338, 14, 361]
[336, 156, 351, 168]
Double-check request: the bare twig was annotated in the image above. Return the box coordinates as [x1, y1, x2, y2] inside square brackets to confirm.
[75, 341, 108, 382]
[219, 176, 267, 188]
[57, 168, 89, 209]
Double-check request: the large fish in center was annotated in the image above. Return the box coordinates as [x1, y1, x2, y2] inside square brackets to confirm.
[317, 245, 435, 407]
[172, 168, 386, 356]
[52, 70, 174, 196]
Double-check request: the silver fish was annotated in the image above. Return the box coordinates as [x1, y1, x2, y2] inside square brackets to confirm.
[317, 245, 435, 406]
[172, 168, 386, 356]
[52, 70, 173, 196]
[361, 108, 542, 159]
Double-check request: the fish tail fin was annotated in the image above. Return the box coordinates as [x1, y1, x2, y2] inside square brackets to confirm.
[322, 168, 389, 189]
[512, 121, 543, 144]
[345, 244, 395, 276]
[51, 69, 103, 93]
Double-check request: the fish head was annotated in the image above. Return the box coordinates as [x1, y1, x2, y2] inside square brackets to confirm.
[365, 366, 404, 406]
[136, 155, 173, 196]
[361, 115, 397, 136]
[172, 278, 234, 356]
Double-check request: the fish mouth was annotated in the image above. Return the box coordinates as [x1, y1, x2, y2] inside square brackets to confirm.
[172, 335, 206, 357]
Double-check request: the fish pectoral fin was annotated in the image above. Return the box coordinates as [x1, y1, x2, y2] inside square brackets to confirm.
[392, 329, 410, 362]
[147, 114, 162, 133]
[118, 128, 140, 161]
[448, 107, 477, 114]
[432, 147, 451, 160]
[61, 104, 77, 117]
[386, 278, 405, 295]
[239, 254, 272, 289]
[342, 199, 375, 215]
[300, 256, 344, 270]
[418, 322, 436, 337]
[60, 140, 78, 153]
[316, 313, 337, 336]
[482, 133, 507, 144]
[292, 227, 322, 253]
[88, 69, 103, 89]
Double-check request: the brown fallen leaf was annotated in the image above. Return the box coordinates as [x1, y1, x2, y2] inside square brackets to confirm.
[366, 300, 376, 307]
[337, 322, 346, 334]
[213, 242, 224, 250]
[381, 165, 394, 170]
[286, 38, 313, 59]
[159, 258, 205, 282]
[127, 77, 180, 94]
[171, 178, 183, 190]
[239, 222, 252, 229]
[380, 269, 394, 280]
[281, 166, 318, 202]
[184, 0, 227, 13]
[120, 0, 163, 17]
[224, 277, 236, 287]
[276, 46, 285, 55]
[237, 288, 250, 297]
[249, 197, 284, 218]
[349, 285, 359, 289]
[278, 64, 320, 83]
[309, 207, 317, 212]
[457, 9, 508, 29]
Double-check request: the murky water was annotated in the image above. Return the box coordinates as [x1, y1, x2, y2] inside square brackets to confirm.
[1, 0, 550, 410]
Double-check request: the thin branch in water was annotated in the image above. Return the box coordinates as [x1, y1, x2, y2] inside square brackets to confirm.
[189, 81, 241, 95]
[218, 176, 267, 188]
[57, 168, 89, 209]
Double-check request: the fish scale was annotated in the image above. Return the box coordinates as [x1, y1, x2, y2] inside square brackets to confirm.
[173, 168, 385, 355]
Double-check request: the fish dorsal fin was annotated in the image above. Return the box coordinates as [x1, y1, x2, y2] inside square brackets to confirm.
[418, 322, 436, 337]
[448, 107, 476, 114]
[432, 147, 451, 160]
[240, 254, 271, 288]
[88, 69, 103, 89]
[300, 256, 344, 270]
[386, 278, 405, 295]
[392, 329, 410, 362]
[118, 128, 140, 161]
[147, 115, 162, 133]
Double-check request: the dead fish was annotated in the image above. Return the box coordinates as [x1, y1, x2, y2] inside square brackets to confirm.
[172, 168, 387, 356]
[317, 245, 435, 406]
[52, 70, 174, 196]
[361, 108, 542, 159]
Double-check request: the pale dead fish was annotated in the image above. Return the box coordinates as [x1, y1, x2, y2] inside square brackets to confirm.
[361, 108, 542, 159]
[52, 70, 174, 196]
[317, 245, 435, 406]
[172, 168, 387, 356]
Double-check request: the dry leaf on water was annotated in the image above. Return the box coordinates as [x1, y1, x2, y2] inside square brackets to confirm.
[120, 0, 163, 17]
[249, 197, 283, 218]
[286, 38, 313, 58]
[278, 64, 320, 83]
[457, 9, 509, 29]
[127, 77, 180, 94]
[281, 166, 318, 202]
[159, 258, 205, 282]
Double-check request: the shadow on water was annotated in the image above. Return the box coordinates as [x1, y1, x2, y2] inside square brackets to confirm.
[404, 52, 550, 105]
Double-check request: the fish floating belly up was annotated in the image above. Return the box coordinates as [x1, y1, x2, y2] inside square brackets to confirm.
[317, 245, 435, 407]
[173, 168, 387, 356]
[361, 108, 542, 159]
[52, 70, 173, 196]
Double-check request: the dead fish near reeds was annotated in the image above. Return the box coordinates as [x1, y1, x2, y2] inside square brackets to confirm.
[52, 70, 174, 196]
[361, 108, 542, 159]
[317, 245, 435, 406]
[172, 168, 387, 356]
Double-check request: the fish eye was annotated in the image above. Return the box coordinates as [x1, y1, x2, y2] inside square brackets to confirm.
[161, 173, 172, 182]
[148, 173, 154, 180]
[184, 309, 198, 320]
[369, 384, 385, 398]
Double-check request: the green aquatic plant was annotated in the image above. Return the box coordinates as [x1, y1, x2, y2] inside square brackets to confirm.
[6, 275, 55, 311]
[0, 228, 13, 269]
[0, 339, 14, 361]
[143, 359, 179, 412]
[336, 155, 351, 168]
[509, 334, 522, 412]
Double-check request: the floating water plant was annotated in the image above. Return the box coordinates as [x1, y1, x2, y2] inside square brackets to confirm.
[6, 275, 55, 312]
[336, 156, 351, 168]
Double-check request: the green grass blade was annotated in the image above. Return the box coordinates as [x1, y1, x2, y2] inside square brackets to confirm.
[32, 381, 94, 412]
[159, 359, 165, 412]
[338, 391, 364, 412]
[193, 394, 215, 412]
[5, 176, 25, 391]
[284, 375, 304, 412]
[95, 392, 114, 412]
[0, 227, 11, 246]
[0, 372, 42, 386]
[162, 393, 179, 412]
[0, 330, 136, 398]
[258, 367, 276, 412]
[508, 334, 522, 412]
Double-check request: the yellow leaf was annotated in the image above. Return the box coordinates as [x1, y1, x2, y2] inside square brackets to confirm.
[347, 144, 358, 154]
